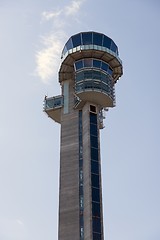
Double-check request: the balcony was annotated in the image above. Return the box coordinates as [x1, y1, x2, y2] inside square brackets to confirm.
[75, 70, 115, 107]
[43, 95, 63, 123]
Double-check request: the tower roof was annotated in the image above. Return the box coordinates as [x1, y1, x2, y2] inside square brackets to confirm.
[61, 31, 119, 58]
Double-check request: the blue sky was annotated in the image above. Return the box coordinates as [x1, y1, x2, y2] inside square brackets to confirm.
[0, 0, 160, 239]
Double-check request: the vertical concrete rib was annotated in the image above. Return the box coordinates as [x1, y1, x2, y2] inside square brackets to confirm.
[83, 103, 92, 240]
[58, 80, 79, 240]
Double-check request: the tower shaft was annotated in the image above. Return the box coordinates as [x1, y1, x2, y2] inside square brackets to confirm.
[59, 78, 103, 239]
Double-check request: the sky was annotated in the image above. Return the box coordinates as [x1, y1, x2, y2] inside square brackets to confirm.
[0, 0, 160, 239]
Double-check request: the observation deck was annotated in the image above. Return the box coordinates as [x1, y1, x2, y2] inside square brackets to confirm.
[43, 95, 63, 123]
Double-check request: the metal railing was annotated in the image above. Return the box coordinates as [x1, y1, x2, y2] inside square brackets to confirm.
[75, 80, 115, 101]
[43, 95, 63, 111]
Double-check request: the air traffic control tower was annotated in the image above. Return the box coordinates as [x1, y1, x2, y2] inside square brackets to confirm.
[44, 32, 123, 240]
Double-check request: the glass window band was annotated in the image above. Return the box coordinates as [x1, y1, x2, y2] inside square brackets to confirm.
[62, 32, 118, 56]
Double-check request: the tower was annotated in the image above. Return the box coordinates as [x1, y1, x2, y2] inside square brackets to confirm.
[44, 31, 123, 240]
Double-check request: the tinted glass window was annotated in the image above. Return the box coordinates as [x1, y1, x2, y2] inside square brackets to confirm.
[108, 67, 113, 76]
[116, 48, 119, 55]
[111, 41, 117, 53]
[84, 59, 92, 68]
[84, 71, 92, 79]
[101, 83, 110, 93]
[79, 159, 83, 168]
[92, 71, 101, 80]
[72, 34, 81, 47]
[90, 124, 98, 136]
[91, 135, 98, 148]
[107, 77, 112, 86]
[101, 73, 110, 85]
[66, 38, 73, 50]
[76, 83, 83, 92]
[82, 32, 93, 45]
[103, 35, 111, 49]
[76, 72, 84, 82]
[79, 145, 83, 155]
[79, 110, 82, 128]
[75, 60, 83, 70]
[91, 174, 100, 188]
[101, 62, 108, 72]
[92, 202, 100, 217]
[62, 46, 67, 56]
[91, 161, 99, 174]
[93, 232, 101, 240]
[93, 82, 101, 90]
[91, 147, 98, 161]
[83, 81, 93, 89]
[80, 185, 83, 195]
[93, 59, 101, 69]
[92, 187, 100, 202]
[90, 113, 97, 124]
[80, 196, 83, 209]
[93, 33, 103, 46]
[92, 217, 101, 233]
[80, 215, 84, 226]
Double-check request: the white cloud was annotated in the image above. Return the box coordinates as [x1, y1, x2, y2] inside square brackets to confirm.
[35, 32, 65, 84]
[36, 0, 86, 84]
[65, 0, 85, 16]
[42, 10, 62, 21]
